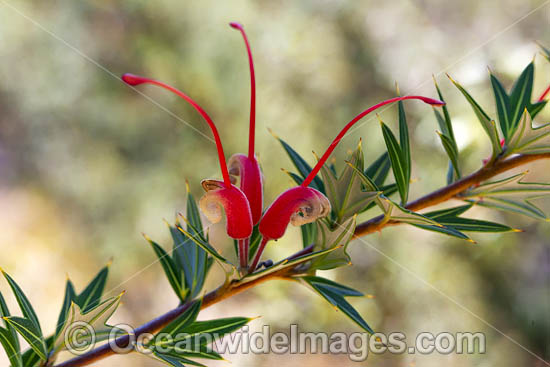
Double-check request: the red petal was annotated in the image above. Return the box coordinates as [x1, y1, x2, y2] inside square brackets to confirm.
[228, 154, 263, 225]
[199, 180, 253, 239]
[259, 186, 331, 241]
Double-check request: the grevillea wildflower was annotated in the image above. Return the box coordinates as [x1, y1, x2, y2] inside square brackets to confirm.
[122, 23, 444, 274]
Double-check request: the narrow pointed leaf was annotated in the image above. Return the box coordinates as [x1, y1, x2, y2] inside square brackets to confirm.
[76, 265, 109, 313]
[437, 132, 461, 178]
[449, 76, 502, 157]
[398, 100, 411, 182]
[2, 272, 42, 335]
[274, 134, 325, 193]
[159, 300, 202, 335]
[413, 223, 472, 241]
[3, 317, 46, 362]
[0, 292, 19, 352]
[301, 276, 363, 297]
[508, 62, 534, 132]
[55, 279, 77, 339]
[381, 122, 408, 204]
[302, 277, 374, 334]
[490, 73, 512, 138]
[176, 224, 228, 264]
[146, 236, 187, 302]
[0, 327, 22, 367]
[364, 152, 391, 187]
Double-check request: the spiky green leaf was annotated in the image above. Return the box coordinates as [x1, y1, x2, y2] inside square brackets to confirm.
[302, 276, 374, 334]
[449, 76, 502, 158]
[146, 236, 187, 303]
[2, 272, 42, 336]
[506, 109, 550, 155]
[0, 327, 22, 367]
[273, 132, 325, 193]
[76, 265, 109, 313]
[380, 121, 409, 204]
[3, 317, 46, 362]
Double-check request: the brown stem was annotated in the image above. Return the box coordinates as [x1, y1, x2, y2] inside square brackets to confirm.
[54, 152, 549, 367]
[354, 153, 550, 237]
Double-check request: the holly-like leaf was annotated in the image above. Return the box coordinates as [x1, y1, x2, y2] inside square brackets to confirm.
[310, 217, 356, 270]
[3, 317, 46, 362]
[145, 235, 188, 303]
[271, 130, 325, 193]
[1, 271, 42, 337]
[449, 75, 502, 158]
[380, 121, 409, 204]
[53, 292, 123, 353]
[319, 141, 379, 223]
[378, 196, 442, 226]
[301, 276, 374, 334]
[463, 172, 550, 220]
[505, 109, 550, 155]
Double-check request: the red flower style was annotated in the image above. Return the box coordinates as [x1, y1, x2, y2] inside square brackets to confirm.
[122, 23, 444, 273]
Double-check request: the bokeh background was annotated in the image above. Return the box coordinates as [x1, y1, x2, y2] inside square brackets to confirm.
[1, 0, 549, 366]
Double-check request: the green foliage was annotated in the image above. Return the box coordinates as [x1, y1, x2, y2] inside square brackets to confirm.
[310, 217, 356, 270]
[490, 63, 547, 141]
[433, 79, 460, 183]
[462, 172, 550, 220]
[449, 75, 502, 159]
[0, 293, 22, 367]
[147, 236, 189, 303]
[301, 276, 374, 334]
[3, 317, 46, 362]
[505, 109, 550, 155]
[272, 130, 325, 193]
[319, 141, 379, 223]
[148, 300, 251, 367]
[380, 119, 410, 204]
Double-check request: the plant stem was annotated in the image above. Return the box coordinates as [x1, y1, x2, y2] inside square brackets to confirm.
[53, 152, 549, 367]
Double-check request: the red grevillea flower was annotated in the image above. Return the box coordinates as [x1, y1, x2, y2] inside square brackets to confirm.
[121, 73, 253, 240]
[250, 95, 444, 271]
[122, 23, 445, 273]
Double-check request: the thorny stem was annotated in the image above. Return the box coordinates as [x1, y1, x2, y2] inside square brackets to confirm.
[53, 152, 549, 367]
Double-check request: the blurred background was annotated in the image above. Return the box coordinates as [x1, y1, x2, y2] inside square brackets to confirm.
[0, 0, 549, 366]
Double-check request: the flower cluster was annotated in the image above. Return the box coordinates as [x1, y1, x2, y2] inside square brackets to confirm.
[122, 22, 444, 273]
